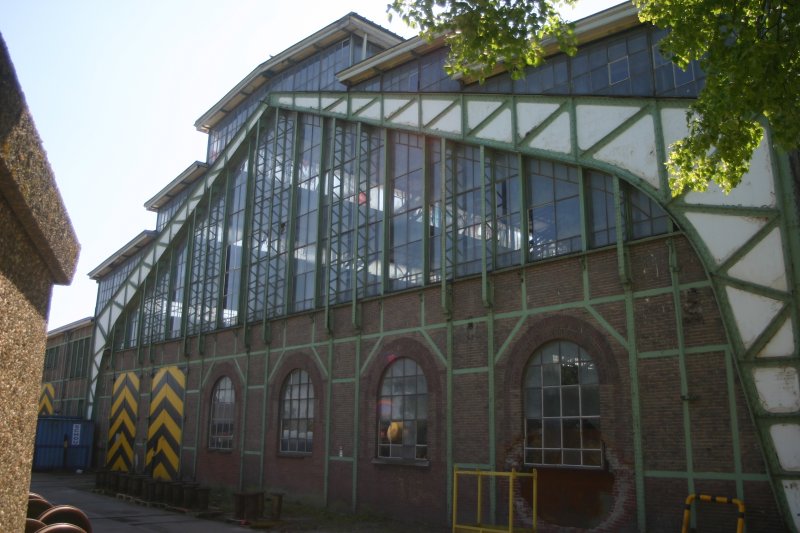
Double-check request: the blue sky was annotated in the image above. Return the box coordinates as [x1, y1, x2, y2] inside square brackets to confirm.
[0, 0, 622, 330]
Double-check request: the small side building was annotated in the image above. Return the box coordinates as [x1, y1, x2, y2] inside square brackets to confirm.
[41, 317, 95, 418]
[0, 34, 79, 532]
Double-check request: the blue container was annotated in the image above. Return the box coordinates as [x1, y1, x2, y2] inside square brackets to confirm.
[33, 416, 94, 471]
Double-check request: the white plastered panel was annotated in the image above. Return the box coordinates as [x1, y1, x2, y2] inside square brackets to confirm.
[383, 97, 411, 119]
[421, 98, 456, 125]
[726, 286, 783, 349]
[475, 108, 513, 144]
[754, 367, 800, 413]
[528, 112, 571, 154]
[783, 480, 800, 531]
[660, 107, 690, 153]
[728, 227, 788, 291]
[770, 424, 800, 470]
[321, 96, 341, 110]
[684, 139, 776, 208]
[516, 102, 561, 140]
[576, 104, 641, 151]
[356, 100, 381, 121]
[684, 212, 767, 265]
[594, 115, 660, 189]
[328, 99, 348, 116]
[427, 105, 463, 135]
[295, 96, 319, 110]
[758, 317, 796, 358]
[390, 100, 419, 128]
[467, 100, 503, 131]
[352, 96, 376, 114]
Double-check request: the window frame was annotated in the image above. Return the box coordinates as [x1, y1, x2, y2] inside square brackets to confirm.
[208, 376, 236, 451]
[376, 357, 429, 462]
[523, 340, 603, 469]
[279, 369, 315, 454]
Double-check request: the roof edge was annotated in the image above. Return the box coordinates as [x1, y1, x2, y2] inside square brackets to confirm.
[88, 230, 157, 280]
[195, 12, 405, 133]
[144, 160, 208, 211]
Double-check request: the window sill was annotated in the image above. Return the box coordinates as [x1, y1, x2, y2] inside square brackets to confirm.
[278, 451, 312, 459]
[207, 448, 234, 454]
[371, 457, 430, 468]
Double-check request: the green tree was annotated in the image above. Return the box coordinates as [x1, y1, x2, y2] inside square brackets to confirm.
[389, 0, 800, 195]
[388, 0, 578, 80]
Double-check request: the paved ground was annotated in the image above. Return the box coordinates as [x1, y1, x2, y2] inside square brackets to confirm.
[30, 472, 247, 532]
[29, 472, 450, 532]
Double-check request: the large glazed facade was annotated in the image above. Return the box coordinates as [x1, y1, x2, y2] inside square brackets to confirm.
[82, 6, 799, 532]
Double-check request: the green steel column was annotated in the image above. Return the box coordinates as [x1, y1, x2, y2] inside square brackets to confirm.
[323, 337, 334, 506]
[614, 176, 646, 530]
[487, 307, 497, 518]
[480, 146, 490, 308]
[668, 238, 696, 514]
[323, 117, 337, 331]
[284, 111, 301, 315]
[259, 344, 271, 488]
[445, 317, 454, 519]
[352, 336, 361, 511]
[238, 345, 251, 491]
[261, 110, 281, 344]
[241, 120, 260, 346]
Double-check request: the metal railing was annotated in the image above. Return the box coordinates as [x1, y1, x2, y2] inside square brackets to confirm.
[452, 467, 537, 533]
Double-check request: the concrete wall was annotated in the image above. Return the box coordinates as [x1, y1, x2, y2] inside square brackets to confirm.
[0, 35, 79, 532]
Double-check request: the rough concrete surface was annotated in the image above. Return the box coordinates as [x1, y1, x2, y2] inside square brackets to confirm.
[0, 33, 79, 532]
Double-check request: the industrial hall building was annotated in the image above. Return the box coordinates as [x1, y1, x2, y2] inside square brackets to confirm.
[40, 3, 800, 531]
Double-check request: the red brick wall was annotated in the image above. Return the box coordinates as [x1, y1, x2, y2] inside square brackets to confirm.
[91, 234, 782, 531]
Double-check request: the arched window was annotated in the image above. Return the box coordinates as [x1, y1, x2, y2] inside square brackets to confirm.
[209, 376, 235, 450]
[377, 357, 427, 460]
[280, 369, 314, 453]
[524, 341, 601, 467]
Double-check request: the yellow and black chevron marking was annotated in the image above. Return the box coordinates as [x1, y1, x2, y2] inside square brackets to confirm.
[146, 366, 184, 481]
[106, 372, 139, 472]
[38, 383, 55, 416]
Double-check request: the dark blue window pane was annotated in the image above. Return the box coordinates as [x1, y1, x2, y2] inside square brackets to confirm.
[589, 47, 607, 69]
[674, 64, 695, 87]
[591, 67, 609, 91]
[572, 53, 589, 76]
[608, 40, 627, 61]
[609, 57, 630, 84]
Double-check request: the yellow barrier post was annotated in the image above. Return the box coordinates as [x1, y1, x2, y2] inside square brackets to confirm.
[681, 493, 745, 533]
[477, 470, 483, 526]
[452, 466, 459, 533]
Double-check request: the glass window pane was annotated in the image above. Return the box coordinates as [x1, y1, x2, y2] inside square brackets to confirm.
[563, 418, 581, 448]
[543, 387, 561, 417]
[526, 365, 541, 388]
[562, 386, 580, 416]
[542, 363, 560, 386]
[543, 419, 562, 448]
[526, 387, 541, 418]
[582, 385, 600, 416]
[583, 418, 602, 448]
[526, 419, 542, 447]
[563, 450, 581, 465]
